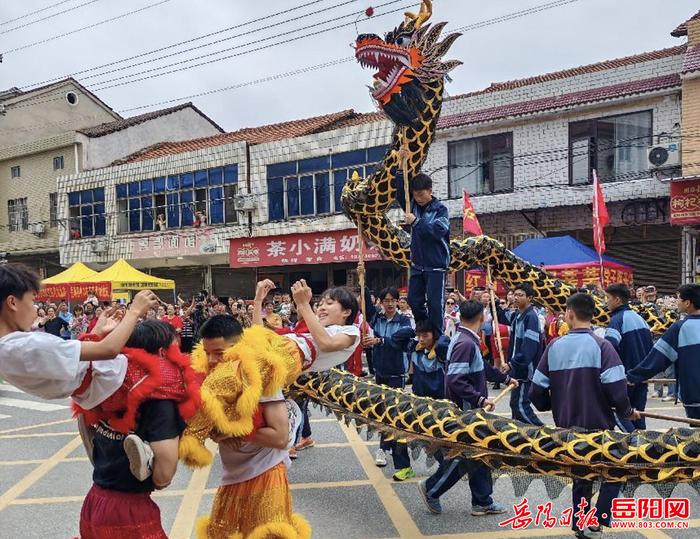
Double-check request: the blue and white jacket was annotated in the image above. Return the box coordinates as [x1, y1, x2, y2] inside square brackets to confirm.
[604, 304, 653, 372]
[530, 329, 632, 430]
[497, 305, 543, 381]
[410, 197, 450, 272]
[369, 312, 412, 377]
[627, 315, 700, 406]
[391, 327, 450, 399]
[444, 325, 510, 410]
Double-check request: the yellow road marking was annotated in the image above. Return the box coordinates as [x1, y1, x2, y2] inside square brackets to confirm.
[169, 440, 217, 539]
[0, 432, 76, 439]
[0, 418, 74, 435]
[11, 489, 189, 505]
[341, 422, 424, 538]
[0, 435, 82, 512]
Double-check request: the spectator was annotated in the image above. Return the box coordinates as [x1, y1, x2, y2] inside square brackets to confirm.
[155, 213, 166, 231]
[70, 305, 87, 339]
[398, 296, 415, 329]
[57, 301, 73, 340]
[443, 298, 458, 337]
[32, 307, 47, 332]
[43, 306, 69, 337]
[162, 304, 184, 338]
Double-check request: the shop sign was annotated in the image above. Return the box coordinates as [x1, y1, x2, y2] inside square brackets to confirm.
[229, 229, 382, 268]
[129, 228, 219, 259]
[670, 179, 700, 225]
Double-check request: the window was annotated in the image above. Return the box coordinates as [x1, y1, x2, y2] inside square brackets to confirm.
[115, 164, 238, 234]
[7, 198, 28, 232]
[53, 156, 64, 170]
[10, 166, 20, 178]
[68, 188, 105, 239]
[448, 133, 513, 197]
[49, 192, 58, 227]
[569, 110, 653, 185]
[267, 145, 388, 221]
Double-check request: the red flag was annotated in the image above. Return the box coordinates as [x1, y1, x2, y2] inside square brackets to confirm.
[462, 191, 482, 235]
[592, 169, 609, 256]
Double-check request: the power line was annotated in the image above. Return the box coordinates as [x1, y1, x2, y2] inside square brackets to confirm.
[4, 0, 584, 113]
[0, 0, 76, 26]
[2, 0, 174, 55]
[18, 0, 342, 89]
[0, 0, 101, 35]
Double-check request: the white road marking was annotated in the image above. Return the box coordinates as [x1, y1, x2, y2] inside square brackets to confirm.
[0, 414, 10, 420]
[0, 383, 25, 394]
[0, 398, 68, 412]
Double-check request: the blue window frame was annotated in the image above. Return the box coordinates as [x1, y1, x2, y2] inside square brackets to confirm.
[266, 145, 388, 221]
[68, 188, 106, 238]
[116, 165, 238, 233]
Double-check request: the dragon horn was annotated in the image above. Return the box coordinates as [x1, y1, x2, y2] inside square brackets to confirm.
[404, 0, 432, 29]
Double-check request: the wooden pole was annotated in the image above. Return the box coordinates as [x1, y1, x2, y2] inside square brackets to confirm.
[486, 263, 505, 370]
[490, 384, 514, 406]
[640, 411, 700, 427]
[357, 222, 367, 338]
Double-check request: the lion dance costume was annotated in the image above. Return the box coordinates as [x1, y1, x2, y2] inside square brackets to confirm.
[181, 325, 311, 539]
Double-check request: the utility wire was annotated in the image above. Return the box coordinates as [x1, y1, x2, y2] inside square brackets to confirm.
[0, 0, 76, 26]
[0, 0, 101, 35]
[2, 0, 174, 55]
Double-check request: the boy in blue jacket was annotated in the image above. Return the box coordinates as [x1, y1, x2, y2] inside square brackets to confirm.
[530, 293, 639, 538]
[362, 287, 413, 479]
[496, 282, 544, 425]
[404, 173, 450, 338]
[418, 300, 516, 516]
[603, 284, 653, 431]
[627, 284, 700, 419]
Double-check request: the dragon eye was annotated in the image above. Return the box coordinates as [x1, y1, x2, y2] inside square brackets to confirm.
[396, 36, 411, 47]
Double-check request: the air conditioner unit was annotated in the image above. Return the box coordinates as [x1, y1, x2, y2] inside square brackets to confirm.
[648, 143, 681, 169]
[91, 240, 107, 255]
[30, 223, 46, 236]
[233, 194, 257, 211]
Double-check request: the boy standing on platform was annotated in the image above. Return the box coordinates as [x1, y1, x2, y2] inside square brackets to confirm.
[404, 173, 451, 338]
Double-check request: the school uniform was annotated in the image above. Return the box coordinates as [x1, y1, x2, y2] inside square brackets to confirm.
[407, 197, 450, 338]
[604, 304, 653, 430]
[627, 315, 700, 419]
[530, 328, 632, 531]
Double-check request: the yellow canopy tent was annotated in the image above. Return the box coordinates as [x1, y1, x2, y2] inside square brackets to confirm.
[86, 259, 175, 290]
[42, 262, 97, 284]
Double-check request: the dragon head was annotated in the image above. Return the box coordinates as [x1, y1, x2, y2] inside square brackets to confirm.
[355, 0, 461, 125]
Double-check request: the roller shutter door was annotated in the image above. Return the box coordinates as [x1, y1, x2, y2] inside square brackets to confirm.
[212, 267, 256, 299]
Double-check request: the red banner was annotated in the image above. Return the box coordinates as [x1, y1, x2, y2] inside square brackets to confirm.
[466, 264, 632, 294]
[38, 282, 112, 302]
[670, 178, 700, 225]
[229, 229, 383, 268]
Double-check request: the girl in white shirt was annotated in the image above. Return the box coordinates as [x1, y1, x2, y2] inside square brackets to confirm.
[253, 279, 360, 372]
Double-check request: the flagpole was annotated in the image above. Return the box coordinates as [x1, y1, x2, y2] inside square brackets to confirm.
[592, 169, 604, 288]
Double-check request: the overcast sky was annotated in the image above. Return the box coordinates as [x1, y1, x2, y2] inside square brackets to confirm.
[0, 0, 697, 131]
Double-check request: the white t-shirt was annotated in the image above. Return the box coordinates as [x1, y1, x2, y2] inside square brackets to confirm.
[286, 324, 361, 372]
[0, 331, 127, 409]
[219, 390, 290, 486]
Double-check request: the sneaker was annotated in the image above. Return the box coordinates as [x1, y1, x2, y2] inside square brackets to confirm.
[288, 447, 298, 460]
[375, 448, 387, 467]
[123, 434, 154, 482]
[471, 502, 507, 516]
[575, 526, 602, 539]
[417, 479, 442, 514]
[662, 395, 676, 402]
[294, 437, 315, 451]
[392, 467, 416, 481]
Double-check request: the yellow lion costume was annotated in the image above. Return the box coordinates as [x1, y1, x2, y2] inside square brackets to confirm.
[179, 325, 310, 539]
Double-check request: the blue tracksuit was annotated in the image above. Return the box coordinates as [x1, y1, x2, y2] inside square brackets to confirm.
[407, 196, 450, 338]
[604, 304, 653, 431]
[627, 315, 700, 419]
[369, 311, 412, 469]
[529, 328, 632, 530]
[391, 327, 449, 399]
[497, 305, 544, 425]
[423, 326, 510, 506]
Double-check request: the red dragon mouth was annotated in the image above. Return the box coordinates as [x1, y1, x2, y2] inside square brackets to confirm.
[355, 37, 420, 104]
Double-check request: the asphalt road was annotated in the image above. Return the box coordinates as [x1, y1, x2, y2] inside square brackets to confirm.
[0, 381, 698, 539]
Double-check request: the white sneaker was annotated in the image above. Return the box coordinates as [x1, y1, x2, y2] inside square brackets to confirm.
[123, 434, 154, 481]
[375, 448, 387, 467]
[662, 395, 676, 402]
